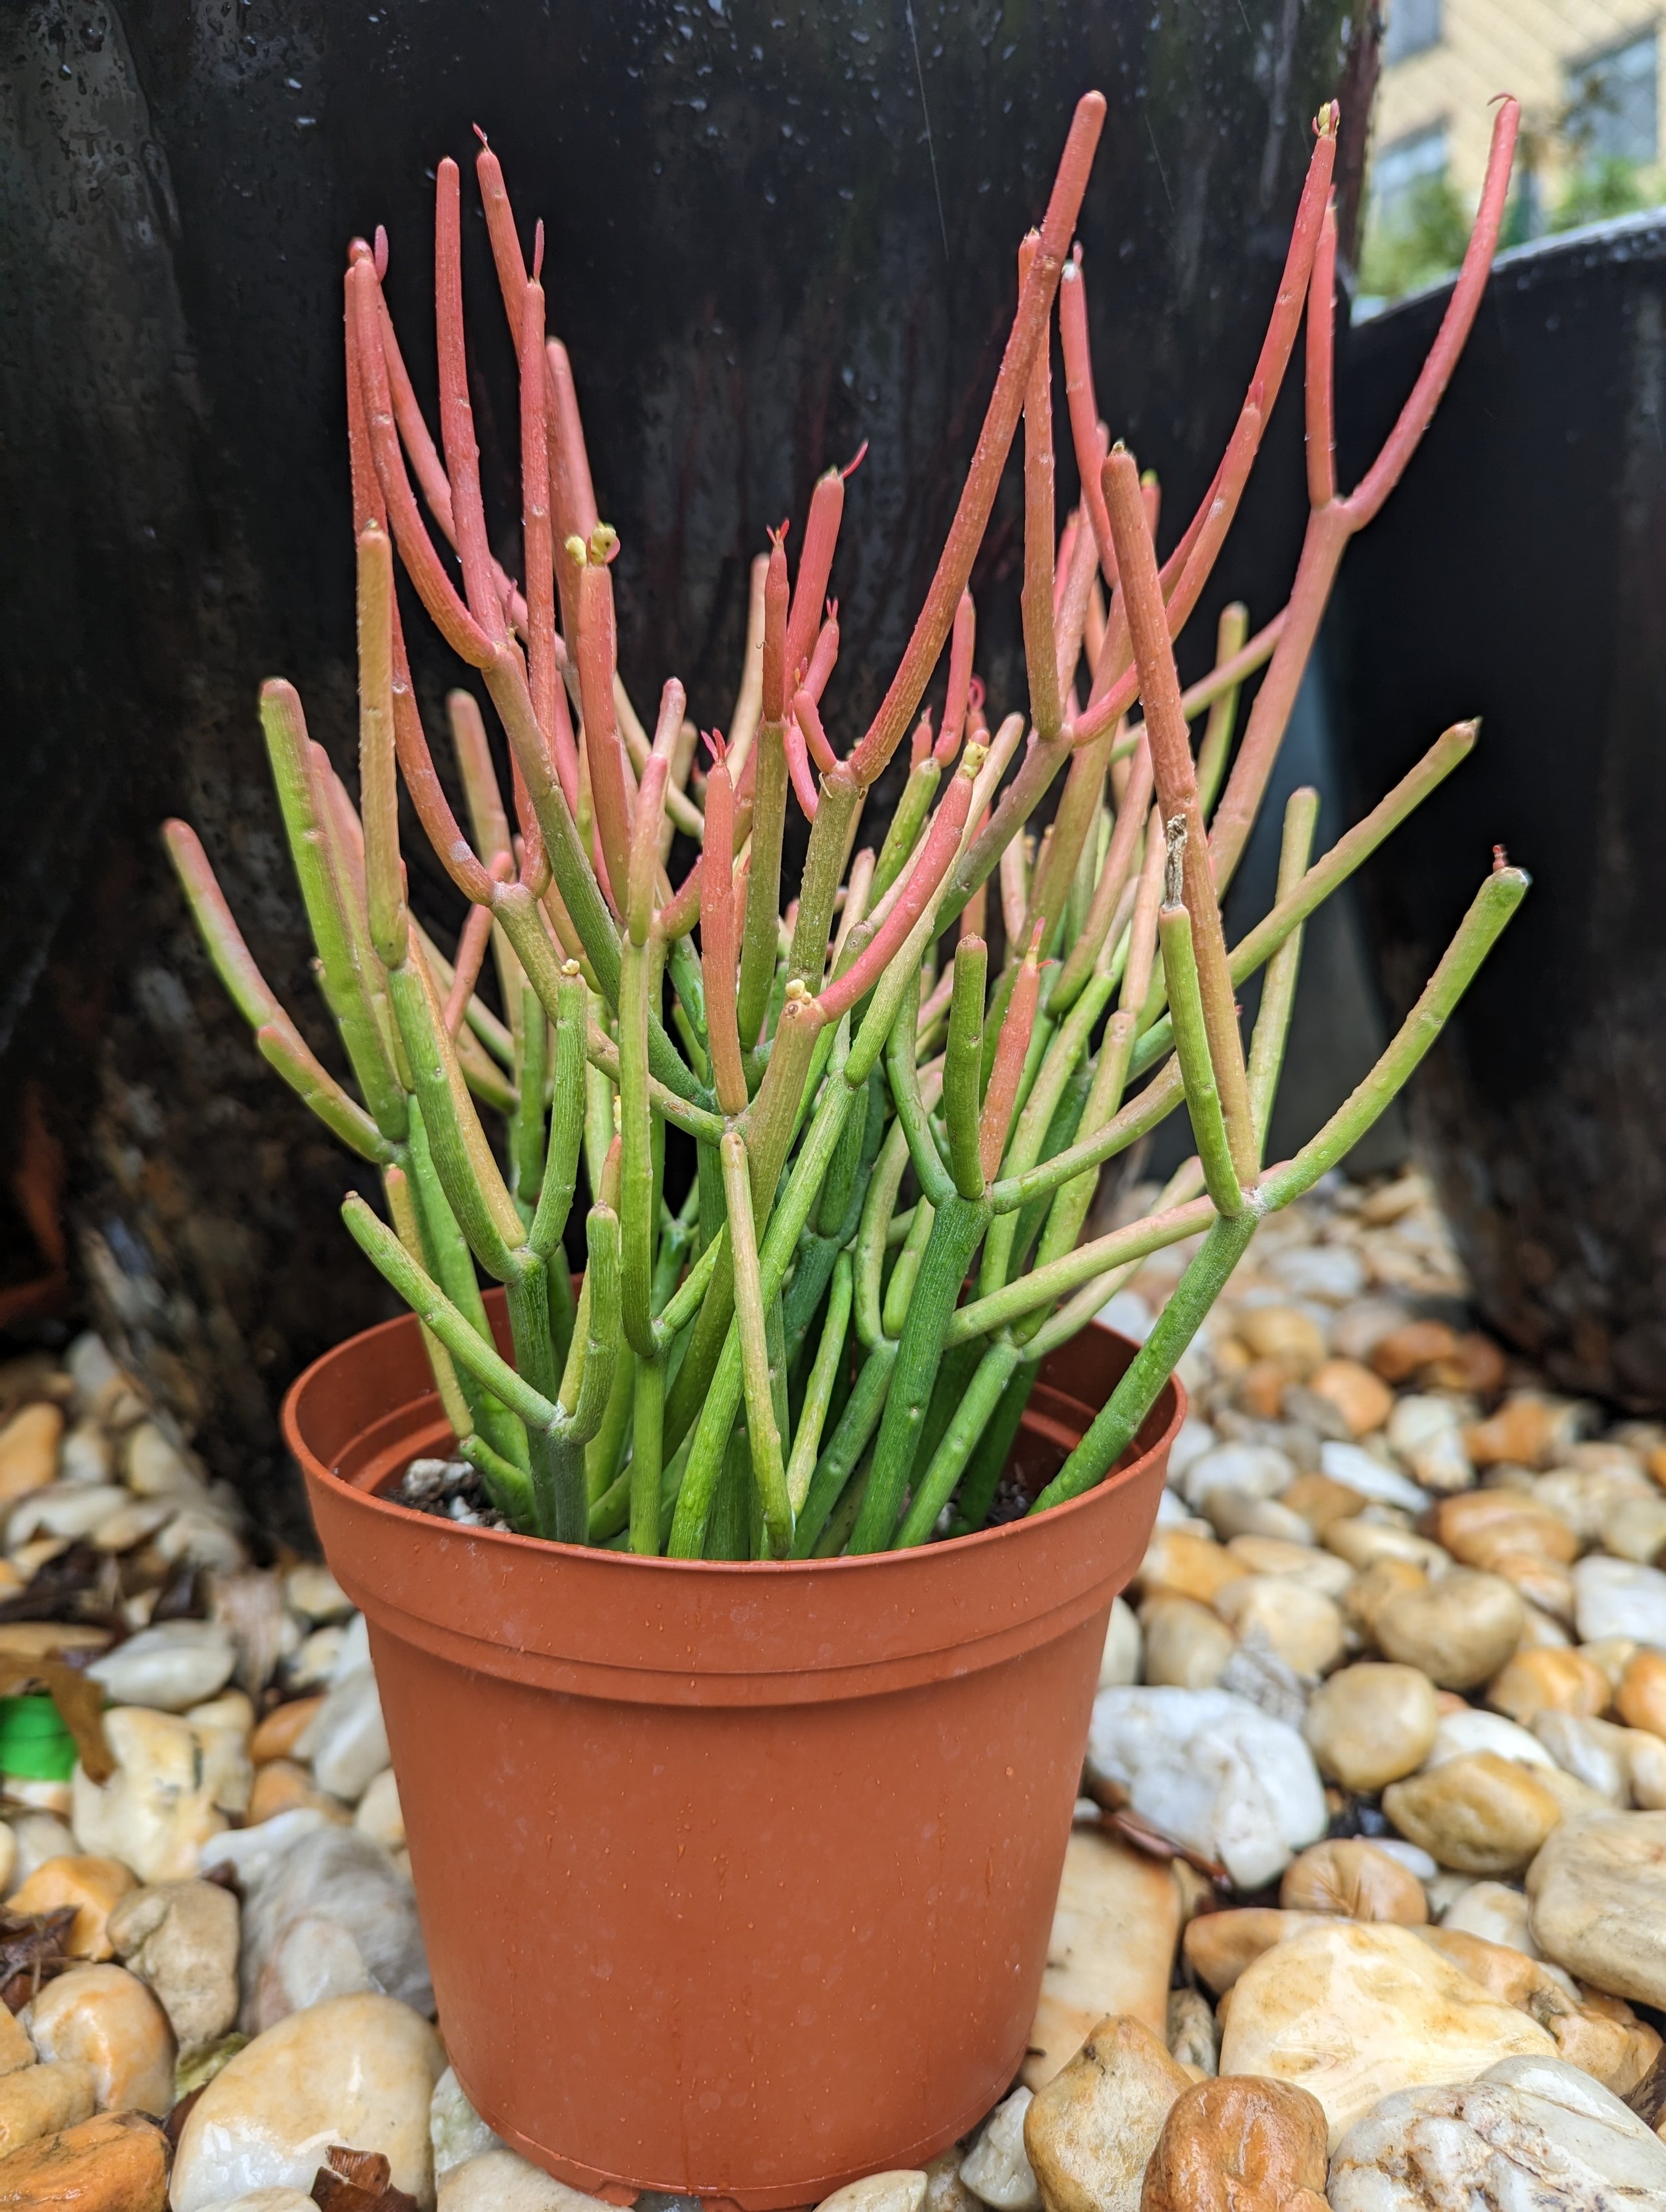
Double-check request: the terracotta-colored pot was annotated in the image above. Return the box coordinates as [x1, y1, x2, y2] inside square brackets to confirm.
[287, 1300, 1180, 2210]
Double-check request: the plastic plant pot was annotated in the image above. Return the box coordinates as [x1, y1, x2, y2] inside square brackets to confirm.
[286, 1298, 1178, 2209]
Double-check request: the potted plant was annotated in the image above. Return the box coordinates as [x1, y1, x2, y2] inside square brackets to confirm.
[166, 85, 1523, 2207]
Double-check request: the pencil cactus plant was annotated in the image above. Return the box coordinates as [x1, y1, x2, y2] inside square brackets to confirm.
[167, 88, 1525, 1562]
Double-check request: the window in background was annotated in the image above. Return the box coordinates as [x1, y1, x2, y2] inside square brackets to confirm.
[1567, 29, 1660, 166]
[1384, 0, 1442, 67]
[1371, 121, 1449, 222]
[1360, 121, 1463, 304]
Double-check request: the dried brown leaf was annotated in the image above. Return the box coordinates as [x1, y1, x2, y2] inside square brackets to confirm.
[311, 2143, 418, 2211]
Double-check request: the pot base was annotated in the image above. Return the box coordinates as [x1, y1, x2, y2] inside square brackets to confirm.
[469, 2061, 1008, 2211]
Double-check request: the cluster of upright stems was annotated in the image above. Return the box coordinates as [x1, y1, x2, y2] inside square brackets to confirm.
[169, 91, 1527, 1562]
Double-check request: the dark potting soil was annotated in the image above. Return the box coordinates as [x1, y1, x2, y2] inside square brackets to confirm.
[979, 1471, 1034, 1531]
[390, 1448, 1034, 1547]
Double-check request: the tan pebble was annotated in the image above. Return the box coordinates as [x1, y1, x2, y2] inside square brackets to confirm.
[88, 1501, 175, 1556]
[1491, 1553, 1577, 1623]
[1369, 1320, 1459, 1382]
[1373, 1570, 1525, 1690]
[23, 1963, 174, 2114]
[1217, 1921, 1553, 2151]
[1358, 1176, 1425, 1227]
[1620, 1728, 1666, 1809]
[1164, 1988, 1218, 2077]
[1535, 1465, 1652, 1543]
[1303, 1662, 1440, 1792]
[1202, 1489, 1313, 1546]
[1279, 1838, 1428, 1924]
[1465, 1393, 1583, 1470]
[169, 1992, 442, 2207]
[1238, 1306, 1327, 1377]
[1136, 1530, 1247, 1608]
[5, 1859, 136, 1963]
[1410, 1925, 1660, 2096]
[354, 1769, 404, 1852]
[1579, 1638, 1637, 1695]
[71, 1708, 228, 1884]
[244, 1760, 345, 1826]
[1140, 2075, 1329, 2212]
[1307, 1359, 1395, 1438]
[1439, 1879, 1537, 1955]
[1225, 1537, 1353, 1598]
[249, 1698, 326, 1767]
[1615, 1649, 1666, 1736]
[922, 2151, 981, 2212]
[814, 2176, 927, 2212]
[1022, 2015, 1188, 2212]
[1382, 1752, 1563, 1874]
[1279, 1472, 1365, 1534]
[1022, 1832, 1178, 2088]
[923, 2151, 981, 2212]
[1214, 1578, 1343, 1678]
[1534, 1711, 1635, 1804]
[1529, 1764, 1614, 1822]
[1425, 1333, 1509, 1398]
[0, 1406, 63, 1507]
[1138, 1593, 1235, 1691]
[1601, 1492, 1666, 1565]
[0, 1624, 107, 1662]
[0, 2063, 96, 2159]
[1168, 1862, 1214, 1931]
[1234, 1361, 1291, 1420]
[0, 2107, 169, 2209]
[1527, 1810, 1666, 2009]
[1324, 1518, 1449, 1574]
[1343, 1557, 1427, 1638]
[1487, 1646, 1611, 1726]
[1515, 1603, 1574, 1652]
[1182, 1910, 1329, 1995]
[105, 1879, 241, 2055]
[1434, 1490, 1578, 1570]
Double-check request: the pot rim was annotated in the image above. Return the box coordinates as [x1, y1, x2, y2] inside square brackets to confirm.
[285, 1299, 1183, 1584]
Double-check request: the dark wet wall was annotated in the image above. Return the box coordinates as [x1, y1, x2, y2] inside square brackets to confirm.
[1335, 217, 1666, 1411]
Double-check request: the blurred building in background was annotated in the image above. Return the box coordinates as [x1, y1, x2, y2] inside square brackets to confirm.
[1365, 1, 1666, 300]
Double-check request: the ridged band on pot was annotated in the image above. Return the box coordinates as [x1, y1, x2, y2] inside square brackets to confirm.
[285, 1298, 1179, 2210]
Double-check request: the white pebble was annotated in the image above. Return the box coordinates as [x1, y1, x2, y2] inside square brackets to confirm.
[1572, 1555, 1666, 1647]
[1182, 1442, 1295, 1512]
[1088, 1686, 1326, 1889]
[1425, 1710, 1556, 1771]
[88, 1621, 237, 1713]
[1319, 1441, 1429, 1512]
[960, 2088, 1039, 2211]
[1268, 1245, 1365, 1303]
[1096, 1289, 1153, 1343]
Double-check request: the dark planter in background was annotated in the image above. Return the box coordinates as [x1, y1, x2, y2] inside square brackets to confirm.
[1332, 215, 1666, 1410]
[0, 1, 1373, 1534]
